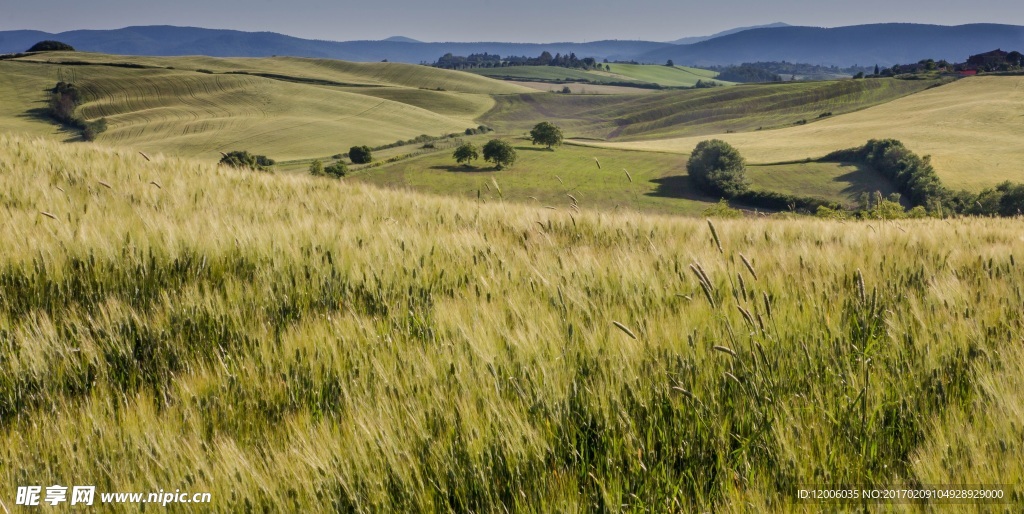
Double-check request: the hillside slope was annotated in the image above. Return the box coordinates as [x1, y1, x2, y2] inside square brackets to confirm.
[0, 53, 530, 160]
[585, 76, 1024, 190]
[483, 78, 940, 140]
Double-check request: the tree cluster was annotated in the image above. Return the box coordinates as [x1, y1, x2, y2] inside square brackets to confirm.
[434, 51, 599, 71]
[714, 65, 783, 83]
[27, 40, 75, 52]
[824, 139, 1024, 217]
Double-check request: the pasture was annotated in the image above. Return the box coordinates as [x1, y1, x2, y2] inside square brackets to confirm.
[1, 134, 1022, 511]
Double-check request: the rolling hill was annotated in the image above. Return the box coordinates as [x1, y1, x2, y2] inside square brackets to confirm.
[0, 52, 532, 160]
[482, 78, 941, 140]
[583, 76, 1024, 190]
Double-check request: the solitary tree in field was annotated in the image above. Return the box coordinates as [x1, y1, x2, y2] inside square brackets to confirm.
[686, 139, 749, 197]
[529, 121, 563, 150]
[482, 139, 517, 170]
[666, 59, 675, 67]
[349, 145, 372, 164]
[452, 142, 479, 167]
[309, 159, 324, 176]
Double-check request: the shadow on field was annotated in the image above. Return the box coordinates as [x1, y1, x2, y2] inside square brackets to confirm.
[646, 175, 715, 201]
[833, 163, 897, 200]
[433, 165, 499, 173]
[19, 105, 83, 143]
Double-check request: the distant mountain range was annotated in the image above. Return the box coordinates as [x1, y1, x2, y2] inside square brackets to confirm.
[2, 23, 1022, 67]
[640, 23, 1024, 66]
[667, 23, 791, 45]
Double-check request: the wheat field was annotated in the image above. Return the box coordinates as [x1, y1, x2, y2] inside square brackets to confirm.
[580, 76, 1024, 191]
[1, 134, 1021, 511]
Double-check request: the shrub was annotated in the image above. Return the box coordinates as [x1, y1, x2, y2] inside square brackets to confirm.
[686, 139, 749, 198]
[308, 160, 324, 176]
[349, 146, 372, 164]
[482, 139, 517, 170]
[702, 199, 743, 218]
[324, 161, 348, 178]
[219, 151, 275, 171]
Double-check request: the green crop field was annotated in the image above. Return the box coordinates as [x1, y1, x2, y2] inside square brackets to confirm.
[483, 78, 942, 141]
[2, 134, 1022, 512]
[0, 53, 531, 160]
[600, 63, 730, 87]
[589, 76, 1024, 190]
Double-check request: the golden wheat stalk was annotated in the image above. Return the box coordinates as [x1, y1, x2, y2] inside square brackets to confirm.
[612, 320, 637, 339]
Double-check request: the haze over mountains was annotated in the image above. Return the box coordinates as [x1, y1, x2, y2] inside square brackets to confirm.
[2, 23, 1023, 66]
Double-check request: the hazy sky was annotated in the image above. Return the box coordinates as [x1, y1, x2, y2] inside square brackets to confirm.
[2, 0, 1022, 42]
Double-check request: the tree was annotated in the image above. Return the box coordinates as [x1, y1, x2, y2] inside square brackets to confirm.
[529, 121, 563, 150]
[452, 142, 479, 166]
[874, 64, 880, 75]
[686, 139, 749, 197]
[666, 59, 675, 67]
[27, 40, 75, 52]
[349, 145, 372, 164]
[220, 151, 275, 171]
[482, 139, 517, 170]
[309, 159, 324, 176]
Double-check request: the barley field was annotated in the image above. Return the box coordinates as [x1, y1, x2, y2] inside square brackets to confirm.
[585, 76, 1024, 190]
[1, 134, 1021, 512]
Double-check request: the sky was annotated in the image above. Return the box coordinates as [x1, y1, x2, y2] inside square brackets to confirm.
[2, 0, 1022, 43]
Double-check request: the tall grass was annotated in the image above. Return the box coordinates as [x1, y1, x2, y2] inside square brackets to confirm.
[1, 134, 1022, 512]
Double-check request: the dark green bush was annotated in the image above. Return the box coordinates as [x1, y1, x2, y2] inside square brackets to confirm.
[686, 139, 749, 198]
[349, 146, 372, 164]
[219, 151, 275, 171]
